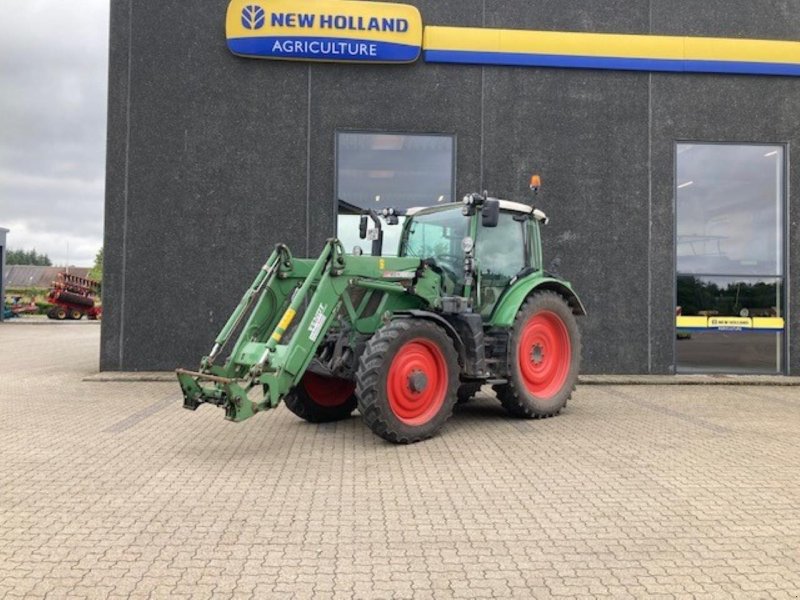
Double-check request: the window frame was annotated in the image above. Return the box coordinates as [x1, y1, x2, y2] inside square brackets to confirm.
[672, 140, 790, 375]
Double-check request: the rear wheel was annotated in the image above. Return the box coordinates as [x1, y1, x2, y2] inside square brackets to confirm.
[495, 292, 581, 418]
[283, 372, 357, 423]
[356, 319, 459, 444]
[53, 307, 68, 321]
[69, 309, 83, 320]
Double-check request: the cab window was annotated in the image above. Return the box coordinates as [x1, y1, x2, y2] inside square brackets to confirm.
[477, 211, 526, 314]
[400, 206, 467, 292]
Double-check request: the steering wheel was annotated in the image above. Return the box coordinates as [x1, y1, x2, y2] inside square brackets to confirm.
[427, 254, 462, 280]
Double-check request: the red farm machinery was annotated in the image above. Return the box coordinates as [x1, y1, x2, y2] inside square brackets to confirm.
[46, 273, 102, 320]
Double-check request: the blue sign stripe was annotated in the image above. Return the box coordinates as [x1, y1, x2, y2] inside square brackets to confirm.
[676, 327, 785, 333]
[686, 60, 800, 76]
[424, 49, 800, 76]
[229, 36, 421, 62]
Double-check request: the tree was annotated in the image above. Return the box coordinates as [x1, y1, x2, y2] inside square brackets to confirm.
[5, 248, 52, 266]
[89, 247, 103, 282]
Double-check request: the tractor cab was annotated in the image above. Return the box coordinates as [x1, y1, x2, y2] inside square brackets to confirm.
[396, 196, 547, 317]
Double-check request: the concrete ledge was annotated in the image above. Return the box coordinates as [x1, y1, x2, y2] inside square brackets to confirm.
[83, 371, 800, 385]
[2, 318, 100, 325]
[84, 371, 176, 382]
[580, 374, 800, 386]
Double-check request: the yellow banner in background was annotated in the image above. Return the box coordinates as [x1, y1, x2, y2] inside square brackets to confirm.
[423, 26, 800, 76]
[676, 316, 785, 331]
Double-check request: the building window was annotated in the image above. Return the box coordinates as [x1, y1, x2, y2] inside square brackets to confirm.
[675, 143, 785, 374]
[335, 132, 455, 256]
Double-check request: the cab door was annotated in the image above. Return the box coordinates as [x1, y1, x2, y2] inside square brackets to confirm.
[475, 211, 527, 316]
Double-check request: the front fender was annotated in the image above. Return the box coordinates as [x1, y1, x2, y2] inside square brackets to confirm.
[488, 274, 586, 328]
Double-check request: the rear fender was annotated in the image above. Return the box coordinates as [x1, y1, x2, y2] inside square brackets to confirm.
[489, 275, 586, 328]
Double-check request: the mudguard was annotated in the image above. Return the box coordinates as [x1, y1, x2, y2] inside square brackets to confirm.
[488, 274, 586, 328]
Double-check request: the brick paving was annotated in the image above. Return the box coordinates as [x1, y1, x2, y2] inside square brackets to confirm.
[1, 322, 799, 599]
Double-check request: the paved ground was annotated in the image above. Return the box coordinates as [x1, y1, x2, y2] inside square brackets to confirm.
[1, 323, 799, 599]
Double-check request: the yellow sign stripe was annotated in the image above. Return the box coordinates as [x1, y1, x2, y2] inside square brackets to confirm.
[676, 316, 785, 330]
[752, 317, 786, 330]
[424, 26, 800, 66]
[686, 36, 800, 64]
[676, 316, 707, 329]
[425, 27, 684, 60]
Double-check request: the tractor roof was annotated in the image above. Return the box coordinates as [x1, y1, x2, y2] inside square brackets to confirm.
[407, 199, 533, 216]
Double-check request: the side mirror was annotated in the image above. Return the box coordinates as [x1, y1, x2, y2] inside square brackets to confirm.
[359, 215, 368, 239]
[481, 199, 500, 228]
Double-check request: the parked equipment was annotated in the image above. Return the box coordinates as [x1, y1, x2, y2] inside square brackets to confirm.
[178, 179, 585, 443]
[47, 273, 102, 320]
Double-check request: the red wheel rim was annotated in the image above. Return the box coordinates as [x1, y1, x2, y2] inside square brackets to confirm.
[518, 311, 571, 398]
[387, 339, 448, 426]
[302, 372, 355, 408]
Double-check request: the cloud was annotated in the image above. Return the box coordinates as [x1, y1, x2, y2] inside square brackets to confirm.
[0, 0, 109, 266]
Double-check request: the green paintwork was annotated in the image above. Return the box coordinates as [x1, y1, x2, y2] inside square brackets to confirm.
[177, 239, 439, 422]
[178, 199, 584, 425]
[488, 274, 586, 328]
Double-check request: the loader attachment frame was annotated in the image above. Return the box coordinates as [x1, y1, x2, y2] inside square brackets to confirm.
[177, 239, 432, 422]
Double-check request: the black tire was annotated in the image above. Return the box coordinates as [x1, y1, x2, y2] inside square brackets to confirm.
[457, 383, 483, 404]
[282, 372, 357, 423]
[494, 291, 581, 419]
[53, 307, 68, 321]
[69, 309, 83, 320]
[356, 319, 459, 444]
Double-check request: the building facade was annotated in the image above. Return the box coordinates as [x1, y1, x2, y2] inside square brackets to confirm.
[102, 0, 799, 375]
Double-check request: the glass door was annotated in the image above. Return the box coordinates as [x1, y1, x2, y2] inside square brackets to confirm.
[675, 143, 786, 374]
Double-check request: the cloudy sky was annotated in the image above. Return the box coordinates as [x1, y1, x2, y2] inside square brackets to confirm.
[0, 1, 109, 267]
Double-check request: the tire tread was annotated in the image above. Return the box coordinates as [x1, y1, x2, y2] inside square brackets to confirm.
[495, 291, 581, 419]
[356, 319, 458, 444]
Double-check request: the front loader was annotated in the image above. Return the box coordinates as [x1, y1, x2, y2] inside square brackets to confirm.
[178, 181, 586, 443]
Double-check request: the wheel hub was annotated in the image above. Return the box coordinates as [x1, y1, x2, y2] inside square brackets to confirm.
[531, 344, 544, 365]
[407, 370, 428, 393]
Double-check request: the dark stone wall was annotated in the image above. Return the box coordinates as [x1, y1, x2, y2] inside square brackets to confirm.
[103, 0, 799, 374]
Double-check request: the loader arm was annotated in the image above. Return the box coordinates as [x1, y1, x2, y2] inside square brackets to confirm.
[177, 239, 438, 422]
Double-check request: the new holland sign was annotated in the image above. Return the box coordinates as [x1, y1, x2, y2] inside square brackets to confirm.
[226, 0, 423, 63]
[225, 0, 800, 76]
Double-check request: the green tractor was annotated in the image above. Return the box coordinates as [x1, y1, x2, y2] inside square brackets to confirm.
[177, 182, 585, 443]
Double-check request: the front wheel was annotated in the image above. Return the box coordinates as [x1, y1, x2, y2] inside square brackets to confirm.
[495, 291, 581, 419]
[283, 372, 357, 423]
[356, 319, 459, 444]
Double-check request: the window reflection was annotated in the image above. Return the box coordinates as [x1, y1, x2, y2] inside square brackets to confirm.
[676, 275, 783, 374]
[677, 276, 782, 319]
[676, 144, 783, 276]
[336, 132, 455, 256]
[675, 143, 785, 374]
